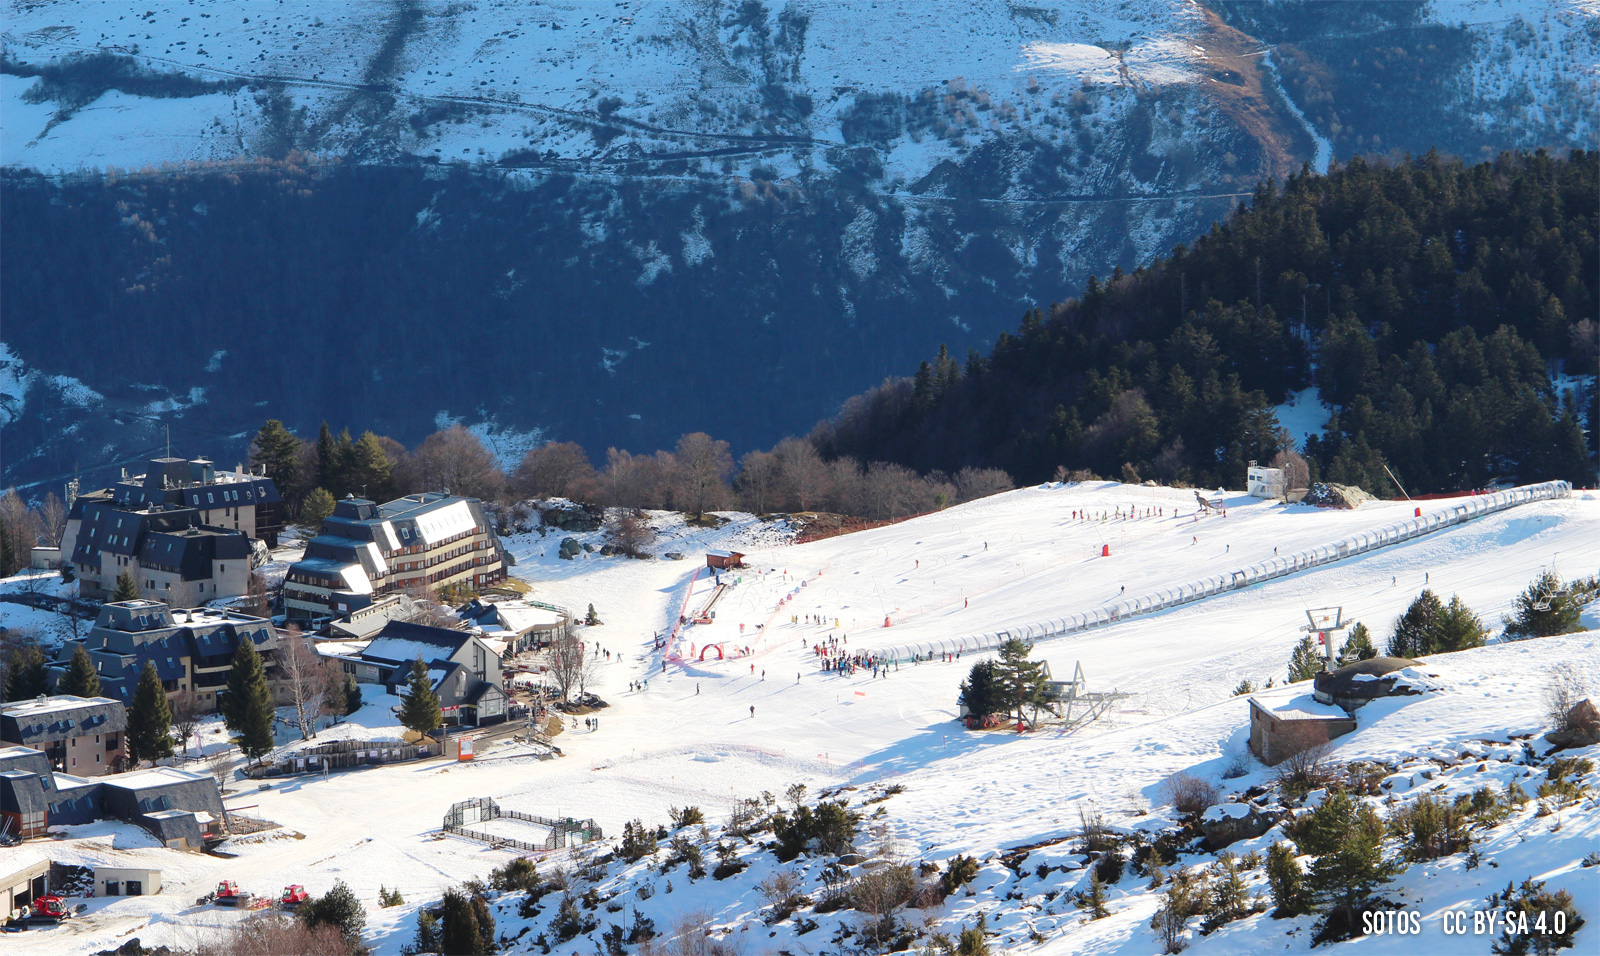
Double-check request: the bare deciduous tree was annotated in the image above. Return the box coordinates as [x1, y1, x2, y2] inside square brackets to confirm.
[170, 690, 204, 760]
[38, 493, 67, 547]
[206, 743, 236, 792]
[403, 425, 506, 501]
[277, 627, 330, 740]
[673, 433, 733, 520]
[513, 441, 598, 502]
[547, 629, 598, 702]
[772, 438, 828, 512]
[1270, 448, 1311, 497]
[604, 511, 656, 558]
[192, 911, 353, 956]
[734, 450, 780, 515]
[952, 467, 1014, 504]
[1543, 662, 1590, 731]
[637, 909, 740, 956]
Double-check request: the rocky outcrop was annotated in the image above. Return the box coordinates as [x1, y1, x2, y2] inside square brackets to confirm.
[1200, 802, 1277, 849]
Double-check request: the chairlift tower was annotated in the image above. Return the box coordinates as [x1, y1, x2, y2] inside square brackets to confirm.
[1301, 607, 1351, 671]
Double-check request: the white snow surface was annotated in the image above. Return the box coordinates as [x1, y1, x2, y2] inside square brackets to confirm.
[1, 0, 1218, 174]
[2, 482, 1598, 955]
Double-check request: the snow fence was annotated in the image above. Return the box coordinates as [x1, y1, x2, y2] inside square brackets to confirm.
[865, 481, 1572, 663]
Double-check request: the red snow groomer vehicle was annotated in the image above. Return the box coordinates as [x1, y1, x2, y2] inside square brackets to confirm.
[197, 880, 258, 908]
[278, 885, 309, 910]
[9, 894, 81, 928]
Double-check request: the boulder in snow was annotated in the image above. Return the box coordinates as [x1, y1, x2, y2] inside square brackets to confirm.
[1201, 802, 1275, 849]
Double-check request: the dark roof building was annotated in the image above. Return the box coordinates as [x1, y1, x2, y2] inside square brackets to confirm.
[286, 493, 507, 621]
[0, 748, 226, 848]
[1, 695, 128, 776]
[51, 602, 290, 715]
[322, 619, 506, 727]
[58, 454, 280, 605]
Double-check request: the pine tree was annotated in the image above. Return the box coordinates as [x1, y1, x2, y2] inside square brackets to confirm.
[60, 644, 101, 697]
[413, 909, 440, 954]
[111, 569, 140, 603]
[331, 428, 357, 499]
[585, 603, 600, 626]
[1205, 853, 1251, 930]
[299, 879, 366, 947]
[1388, 590, 1443, 657]
[956, 914, 990, 956]
[993, 638, 1048, 722]
[469, 893, 495, 954]
[342, 674, 362, 716]
[958, 659, 1001, 718]
[1305, 802, 1400, 933]
[1286, 635, 1323, 683]
[249, 419, 303, 501]
[3, 644, 48, 701]
[298, 488, 337, 540]
[1503, 570, 1584, 638]
[439, 888, 486, 956]
[1340, 622, 1377, 662]
[315, 422, 336, 494]
[348, 431, 395, 502]
[1231, 678, 1256, 696]
[0, 523, 15, 580]
[127, 661, 174, 765]
[400, 658, 442, 744]
[1431, 594, 1486, 652]
[1265, 841, 1310, 917]
[223, 636, 275, 762]
[1075, 871, 1109, 920]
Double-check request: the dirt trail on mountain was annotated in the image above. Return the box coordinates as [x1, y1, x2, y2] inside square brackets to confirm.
[1192, 3, 1315, 180]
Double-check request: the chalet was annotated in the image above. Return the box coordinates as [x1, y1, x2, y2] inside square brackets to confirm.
[58, 455, 280, 604]
[456, 597, 570, 654]
[50, 601, 300, 714]
[323, 620, 506, 727]
[1, 695, 128, 776]
[706, 550, 745, 570]
[285, 493, 507, 622]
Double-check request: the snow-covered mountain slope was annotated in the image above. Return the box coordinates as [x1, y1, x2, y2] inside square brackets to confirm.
[3, 1, 1594, 487]
[2, 482, 1597, 955]
[5, 0, 1593, 177]
[2, 0, 1275, 189]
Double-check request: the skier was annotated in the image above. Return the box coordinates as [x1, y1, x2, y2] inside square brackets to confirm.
[696, 683, 700, 695]
[750, 705, 755, 718]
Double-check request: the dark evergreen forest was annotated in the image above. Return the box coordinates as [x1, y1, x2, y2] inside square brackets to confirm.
[812, 151, 1598, 495]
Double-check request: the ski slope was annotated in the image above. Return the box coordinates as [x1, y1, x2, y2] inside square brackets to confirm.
[5, 481, 1599, 955]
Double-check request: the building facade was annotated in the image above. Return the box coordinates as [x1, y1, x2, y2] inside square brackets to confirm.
[59, 455, 281, 604]
[321, 619, 506, 727]
[285, 494, 507, 621]
[1, 695, 128, 777]
[51, 601, 302, 714]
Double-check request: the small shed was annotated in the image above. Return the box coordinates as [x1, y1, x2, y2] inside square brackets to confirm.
[1248, 694, 1356, 765]
[706, 550, 745, 570]
[95, 865, 161, 897]
[1246, 462, 1285, 499]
